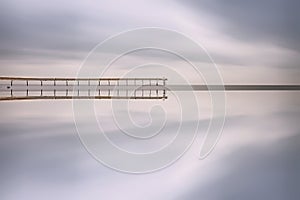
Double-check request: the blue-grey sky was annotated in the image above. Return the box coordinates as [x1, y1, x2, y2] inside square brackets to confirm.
[0, 0, 299, 199]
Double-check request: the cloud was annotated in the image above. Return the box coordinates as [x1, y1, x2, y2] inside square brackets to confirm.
[180, 0, 300, 52]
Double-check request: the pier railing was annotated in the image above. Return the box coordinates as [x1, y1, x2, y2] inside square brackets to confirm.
[0, 77, 167, 101]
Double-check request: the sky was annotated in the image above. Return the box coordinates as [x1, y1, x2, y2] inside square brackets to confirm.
[0, 0, 300, 199]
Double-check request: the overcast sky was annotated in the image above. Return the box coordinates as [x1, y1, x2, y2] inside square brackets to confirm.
[0, 0, 299, 199]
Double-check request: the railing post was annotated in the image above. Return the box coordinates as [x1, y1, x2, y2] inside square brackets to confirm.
[142, 79, 144, 97]
[149, 79, 151, 97]
[117, 80, 119, 97]
[98, 80, 101, 96]
[26, 80, 29, 96]
[10, 80, 13, 97]
[66, 80, 68, 96]
[163, 77, 167, 100]
[126, 79, 128, 98]
[40, 80, 43, 96]
[156, 78, 158, 97]
[108, 80, 110, 96]
[88, 79, 90, 97]
[134, 78, 136, 98]
[54, 79, 56, 97]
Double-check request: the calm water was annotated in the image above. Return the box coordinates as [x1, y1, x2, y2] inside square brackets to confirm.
[0, 92, 299, 199]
